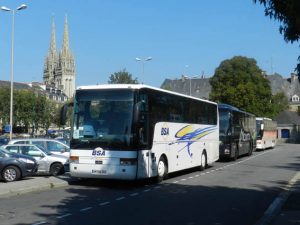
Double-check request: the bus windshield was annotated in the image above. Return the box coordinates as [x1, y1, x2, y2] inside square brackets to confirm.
[219, 109, 230, 139]
[71, 89, 135, 150]
[256, 120, 263, 140]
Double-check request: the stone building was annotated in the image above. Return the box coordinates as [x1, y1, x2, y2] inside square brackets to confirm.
[161, 73, 300, 109]
[43, 16, 75, 99]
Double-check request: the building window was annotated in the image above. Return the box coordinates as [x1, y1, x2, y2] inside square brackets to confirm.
[292, 95, 299, 102]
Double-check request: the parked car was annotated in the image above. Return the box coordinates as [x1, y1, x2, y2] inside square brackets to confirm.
[0, 147, 38, 182]
[3, 144, 69, 176]
[8, 138, 70, 157]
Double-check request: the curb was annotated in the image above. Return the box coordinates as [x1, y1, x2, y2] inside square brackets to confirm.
[0, 176, 72, 199]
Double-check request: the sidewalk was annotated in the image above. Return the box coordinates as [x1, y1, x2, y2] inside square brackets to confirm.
[270, 176, 300, 225]
[0, 173, 75, 198]
[255, 171, 300, 225]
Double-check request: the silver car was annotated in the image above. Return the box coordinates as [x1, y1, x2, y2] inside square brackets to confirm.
[8, 138, 70, 157]
[3, 144, 69, 176]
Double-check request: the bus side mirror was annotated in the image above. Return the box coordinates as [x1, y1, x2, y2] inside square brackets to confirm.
[60, 102, 73, 125]
[133, 101, 145, 124]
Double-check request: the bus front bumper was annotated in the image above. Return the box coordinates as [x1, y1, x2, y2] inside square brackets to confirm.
[70, 163, 137, 180]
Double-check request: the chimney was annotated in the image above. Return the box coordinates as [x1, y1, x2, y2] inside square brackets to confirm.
[291, 72, 297, 81]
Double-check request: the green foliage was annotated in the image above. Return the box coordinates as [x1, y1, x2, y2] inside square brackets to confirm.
[254, 0, 300, 73]
[0, 88, 59, 134]
[161, 83, 172, 91]
[271, 92, 289, 117]
[108, 69, 139, 84]
[210, 56, 283, 117]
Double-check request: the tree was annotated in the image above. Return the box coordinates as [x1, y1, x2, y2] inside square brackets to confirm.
[209, 56, 275, 117]
[254, 0, 300, 73]
[108, 69, 139, 84]
[272, 92, 289, 112]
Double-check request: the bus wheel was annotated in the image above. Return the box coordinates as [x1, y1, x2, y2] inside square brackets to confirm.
[157, 156, 167, 182]
[247, 144, 253, 156]
[233, 145, 239, 161]
[200, 151, 207, 171]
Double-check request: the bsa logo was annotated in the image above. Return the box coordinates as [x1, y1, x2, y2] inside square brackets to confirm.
[161, 123, 169, 140]
[92, 147, 105, 156]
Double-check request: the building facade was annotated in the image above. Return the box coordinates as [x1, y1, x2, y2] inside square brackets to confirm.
[161, 73, 300, 109]
[43, 16, 75, 99]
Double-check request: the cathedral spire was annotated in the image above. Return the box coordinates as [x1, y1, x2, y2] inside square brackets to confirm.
[61, 14, 70, 55]
[49, 17, 57, 56]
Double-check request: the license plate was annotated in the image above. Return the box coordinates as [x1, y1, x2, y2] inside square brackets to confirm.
[92, 169, 107, 174]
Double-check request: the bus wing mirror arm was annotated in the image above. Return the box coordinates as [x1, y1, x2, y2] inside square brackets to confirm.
[134, 101, 144, 124]
[60, 102, 74, 126]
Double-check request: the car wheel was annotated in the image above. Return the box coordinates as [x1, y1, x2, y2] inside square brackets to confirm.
[2, 166, 21, 182]
[50, 163, 64, 176]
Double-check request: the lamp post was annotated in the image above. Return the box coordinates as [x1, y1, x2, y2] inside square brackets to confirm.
[183, 75, 199, 96]
[135, 57, 152, 79]
[1, 4, 27, 140]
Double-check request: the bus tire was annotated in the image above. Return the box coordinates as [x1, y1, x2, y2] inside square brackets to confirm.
[157, 156, 168, 182]
[199, 151, 207, 171]
[247, 143, 253, 156]
[233, 144, 239, 161]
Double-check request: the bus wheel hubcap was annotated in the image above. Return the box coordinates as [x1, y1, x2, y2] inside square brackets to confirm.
[158, 161, 165, 177]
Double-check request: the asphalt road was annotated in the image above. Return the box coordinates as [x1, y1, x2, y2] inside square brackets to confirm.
[0, 143, 299, 225]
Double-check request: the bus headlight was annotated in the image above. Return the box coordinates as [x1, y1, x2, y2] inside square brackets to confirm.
[120, 158, 137, 166]
[69, 156, 79, 163]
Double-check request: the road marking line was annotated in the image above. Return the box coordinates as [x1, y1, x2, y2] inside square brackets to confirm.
[130, 192, 139, 196]
[32, 222, 47, 225]
[99, 201, 110, 206]
[80, 207, 92, 212]
[56, 213, 72, 219]
[143, 189, 151, 192]
[116, 197, 126, 201]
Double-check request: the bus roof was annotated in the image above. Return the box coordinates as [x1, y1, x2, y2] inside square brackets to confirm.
[76, 84, 217, 105]
[256, 117, 272, 121]
[218, 103, 255, 116]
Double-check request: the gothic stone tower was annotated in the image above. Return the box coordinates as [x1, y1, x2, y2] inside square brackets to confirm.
[43, 16, 75, 98]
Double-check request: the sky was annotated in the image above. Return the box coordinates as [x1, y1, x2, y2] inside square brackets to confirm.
[0, 0, 299, 88]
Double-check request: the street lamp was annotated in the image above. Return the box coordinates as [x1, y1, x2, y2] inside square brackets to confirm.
[1, 4, 27, 140]
[135, 57, 152, 79]
[183, 75, 199, 96]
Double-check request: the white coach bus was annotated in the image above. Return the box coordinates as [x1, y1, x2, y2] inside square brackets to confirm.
[256, 117, 277, 150]
[61, 84, 219, 181]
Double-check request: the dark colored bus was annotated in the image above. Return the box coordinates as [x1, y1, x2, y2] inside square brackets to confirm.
[218, 104, 256, 160]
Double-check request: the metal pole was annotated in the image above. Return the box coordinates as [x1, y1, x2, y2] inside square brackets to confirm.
[9, 10, 15, 140]
[189, 78, 191, 96]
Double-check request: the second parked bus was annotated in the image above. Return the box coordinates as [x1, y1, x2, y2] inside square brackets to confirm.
[218, 104, 256, 160]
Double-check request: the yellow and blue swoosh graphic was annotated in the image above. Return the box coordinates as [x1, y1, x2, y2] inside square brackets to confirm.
[169, 125, 217, 157]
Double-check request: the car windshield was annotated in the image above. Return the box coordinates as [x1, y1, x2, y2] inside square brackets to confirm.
[71, 89, 135, 150]
[0, 147, 11, 155]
